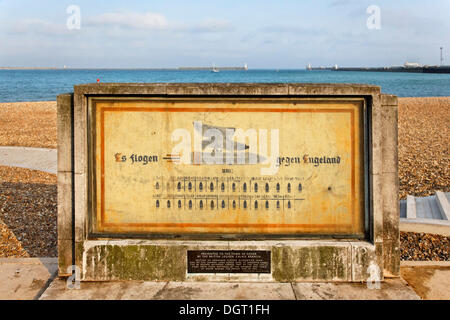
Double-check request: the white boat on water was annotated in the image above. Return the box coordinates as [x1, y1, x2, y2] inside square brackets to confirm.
[211, 63, 219, 73]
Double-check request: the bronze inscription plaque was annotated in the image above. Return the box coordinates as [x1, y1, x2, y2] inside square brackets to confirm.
[187, 250, 271, 273]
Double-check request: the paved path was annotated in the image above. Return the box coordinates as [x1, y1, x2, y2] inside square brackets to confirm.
[0, 258, 421, 300]
[39, 277, 421, 300]
[8, 258, 450, 300]
[0, 258, 57, 300]
[400, 261, 450, 300]
[0, 146, 56, 174]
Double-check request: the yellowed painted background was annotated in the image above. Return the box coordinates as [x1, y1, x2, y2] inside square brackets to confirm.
[94, 99, 365, 235]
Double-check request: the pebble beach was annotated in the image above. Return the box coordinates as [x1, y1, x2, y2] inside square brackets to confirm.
[0, 97, 449, 259]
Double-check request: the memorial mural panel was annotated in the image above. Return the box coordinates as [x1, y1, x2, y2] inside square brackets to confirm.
[91, 98, 365, 236]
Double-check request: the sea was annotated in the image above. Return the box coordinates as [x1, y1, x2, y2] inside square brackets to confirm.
[1, 69, 450, 102]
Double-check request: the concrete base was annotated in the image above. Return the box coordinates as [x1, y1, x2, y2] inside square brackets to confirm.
[0, 258, 57, 300]
[77, 240, 378, 282]
[40, 278, 419, 300]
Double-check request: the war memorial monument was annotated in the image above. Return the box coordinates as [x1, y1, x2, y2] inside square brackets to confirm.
[56, 83, 399, 282]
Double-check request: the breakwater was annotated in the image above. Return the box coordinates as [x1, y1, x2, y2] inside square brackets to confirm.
[336, 66, 450, 74]
[308, 66, 450, 74]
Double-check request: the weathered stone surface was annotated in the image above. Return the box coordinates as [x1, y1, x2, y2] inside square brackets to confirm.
[382, 172, 400, 241]
[56, 93, 72, 172]
[292, 278, 419, 300]
[73, 90, 87, 175]
[73, 83, 381, 97]
[40, 279, 167, 300]
[75, 83, 168, 96]
[40, 277, 420, 300]
[153, 281, 296, 300]
[350, 242, 378, 281]
[166, 83, 289, 95]
[41, 279, 295, 300]
[400, 262, 450, 300]
[77, 240, 374, 282]
[381, 98, 400, 277]
[57, 94, 74, 277]
[381, 105, 398, 174]
[374, 241, 384, 272]
[383, 239, 400, 277]
[57, 171, 72, 241]
[74, 241, 84, 268]
[57, 239, 72, 277]
[371, 101, 383, 175]
[288, 83, 380, 96]
[381, 94, 398, 106]
[82, 243, 187, 281]
[74, 172, 86, 241]
[272, 243, 351, 282]
[372, 173, 384, 243]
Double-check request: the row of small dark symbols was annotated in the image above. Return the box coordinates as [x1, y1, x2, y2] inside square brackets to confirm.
[155, 199, 293, 209]
[155, 181, 302, 193]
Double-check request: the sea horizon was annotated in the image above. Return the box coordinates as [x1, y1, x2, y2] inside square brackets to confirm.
[1, 68, 450, 102]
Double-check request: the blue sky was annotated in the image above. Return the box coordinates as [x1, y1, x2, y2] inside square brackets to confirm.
[0, 0, 448, 68]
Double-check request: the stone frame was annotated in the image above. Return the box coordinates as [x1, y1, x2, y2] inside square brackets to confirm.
[57, 83, 399, 281]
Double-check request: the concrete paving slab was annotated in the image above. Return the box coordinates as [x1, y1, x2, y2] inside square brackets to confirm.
[292, 279, 420, 300]
[400, 261, 450, 300]
[400, 218, 450, 236]
[0, 146, 56, 174]
[40, 278, 424, 300]
[152, 282, 296, 300]
[0, 258, 57, 300]
[0, 258, 431, 300]
[40, 280, 295, 300]
[39, 279, 167, 300]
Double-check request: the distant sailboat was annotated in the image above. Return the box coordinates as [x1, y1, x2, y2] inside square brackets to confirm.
[244, 63, 248, 71]
[211, 63, 219, 73]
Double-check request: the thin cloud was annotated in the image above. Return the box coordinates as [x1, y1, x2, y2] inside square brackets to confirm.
[260, 25, 323, 36]
[86, 12, 168, 30]
[9, 19, 70, 36]
[381, 9, 445, 36]
[85, 12, 233, 34]
[7, 11, 234, 39]
[185, 19, 234, 33]
[329, 0, 360, 7]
